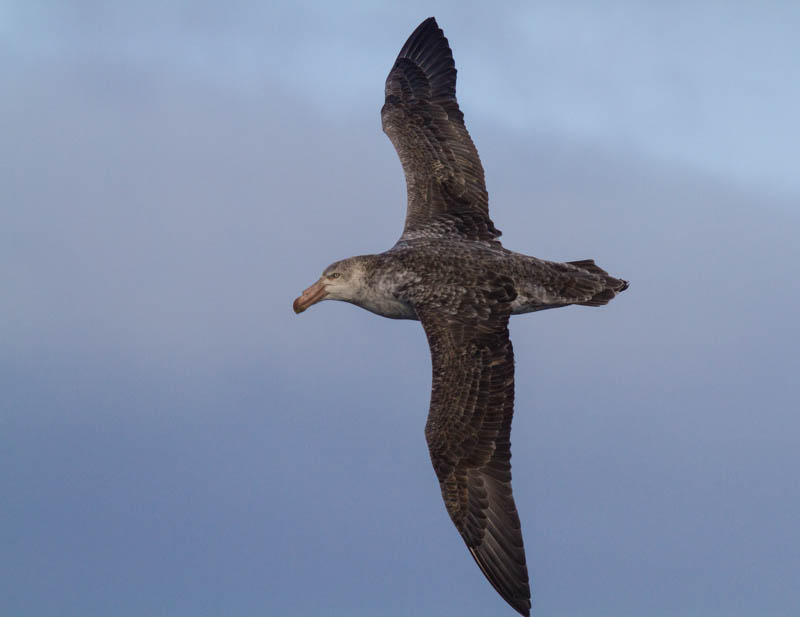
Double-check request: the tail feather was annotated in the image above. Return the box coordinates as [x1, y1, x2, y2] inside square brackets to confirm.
[567, 259, 629, 307]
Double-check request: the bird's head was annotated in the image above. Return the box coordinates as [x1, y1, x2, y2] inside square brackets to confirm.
[293, 257, 367, 314]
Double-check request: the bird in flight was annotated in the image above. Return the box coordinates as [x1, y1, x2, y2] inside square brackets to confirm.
[293, 17, 628, 616]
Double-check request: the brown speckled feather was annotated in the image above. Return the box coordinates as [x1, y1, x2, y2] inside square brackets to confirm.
[408, 275, 531, 617]
[382, 18, 500, 242]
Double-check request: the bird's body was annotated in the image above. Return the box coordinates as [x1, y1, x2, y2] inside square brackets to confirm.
[334, 241, 626, 321]
[293, 17, 628, 617]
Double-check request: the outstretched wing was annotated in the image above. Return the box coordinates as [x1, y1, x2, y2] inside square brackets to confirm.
[382, 17, 500, 242]
[414, 279, 531, 617]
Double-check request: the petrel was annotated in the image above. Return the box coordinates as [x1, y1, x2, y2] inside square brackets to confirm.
[293, 17, 628, 616]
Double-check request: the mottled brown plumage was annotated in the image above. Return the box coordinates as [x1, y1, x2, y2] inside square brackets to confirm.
[293, 17, 628, 617]
[382, 17, 498, 242]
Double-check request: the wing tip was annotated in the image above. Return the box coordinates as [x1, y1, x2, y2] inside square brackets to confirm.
[398, 17, 451, 63]
[387, 17, 457, 104]
[405, 17, 441, 47]
[468, 545, 532, 616]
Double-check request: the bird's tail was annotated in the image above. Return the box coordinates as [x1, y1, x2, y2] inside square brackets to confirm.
[567, 259, 629, 307]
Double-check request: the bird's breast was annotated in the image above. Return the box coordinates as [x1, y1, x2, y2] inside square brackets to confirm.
[354, 293, 418, 320]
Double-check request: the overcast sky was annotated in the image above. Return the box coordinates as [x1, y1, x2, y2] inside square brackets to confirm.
[2, 2, 799, 617]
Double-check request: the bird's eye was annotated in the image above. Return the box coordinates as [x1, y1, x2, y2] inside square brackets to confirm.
[329, 272, 341, 279]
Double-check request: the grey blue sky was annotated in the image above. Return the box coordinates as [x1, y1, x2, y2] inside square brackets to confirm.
[2, 2, 799, 617]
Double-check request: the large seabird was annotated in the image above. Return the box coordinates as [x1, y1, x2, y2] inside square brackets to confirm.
[293, 17, 628, 617]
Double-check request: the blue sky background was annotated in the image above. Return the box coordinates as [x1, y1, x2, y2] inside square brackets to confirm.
[2, 2, 799, 616]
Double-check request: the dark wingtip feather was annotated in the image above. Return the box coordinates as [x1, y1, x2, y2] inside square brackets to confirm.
[400, 17, 440, 53]
[462, 473, 531, 616]
[393, 17, 456, 101]
[468, 545, 532, 616]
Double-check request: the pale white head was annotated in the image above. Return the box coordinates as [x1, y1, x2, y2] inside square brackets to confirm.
[293, 257, 368, 314]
